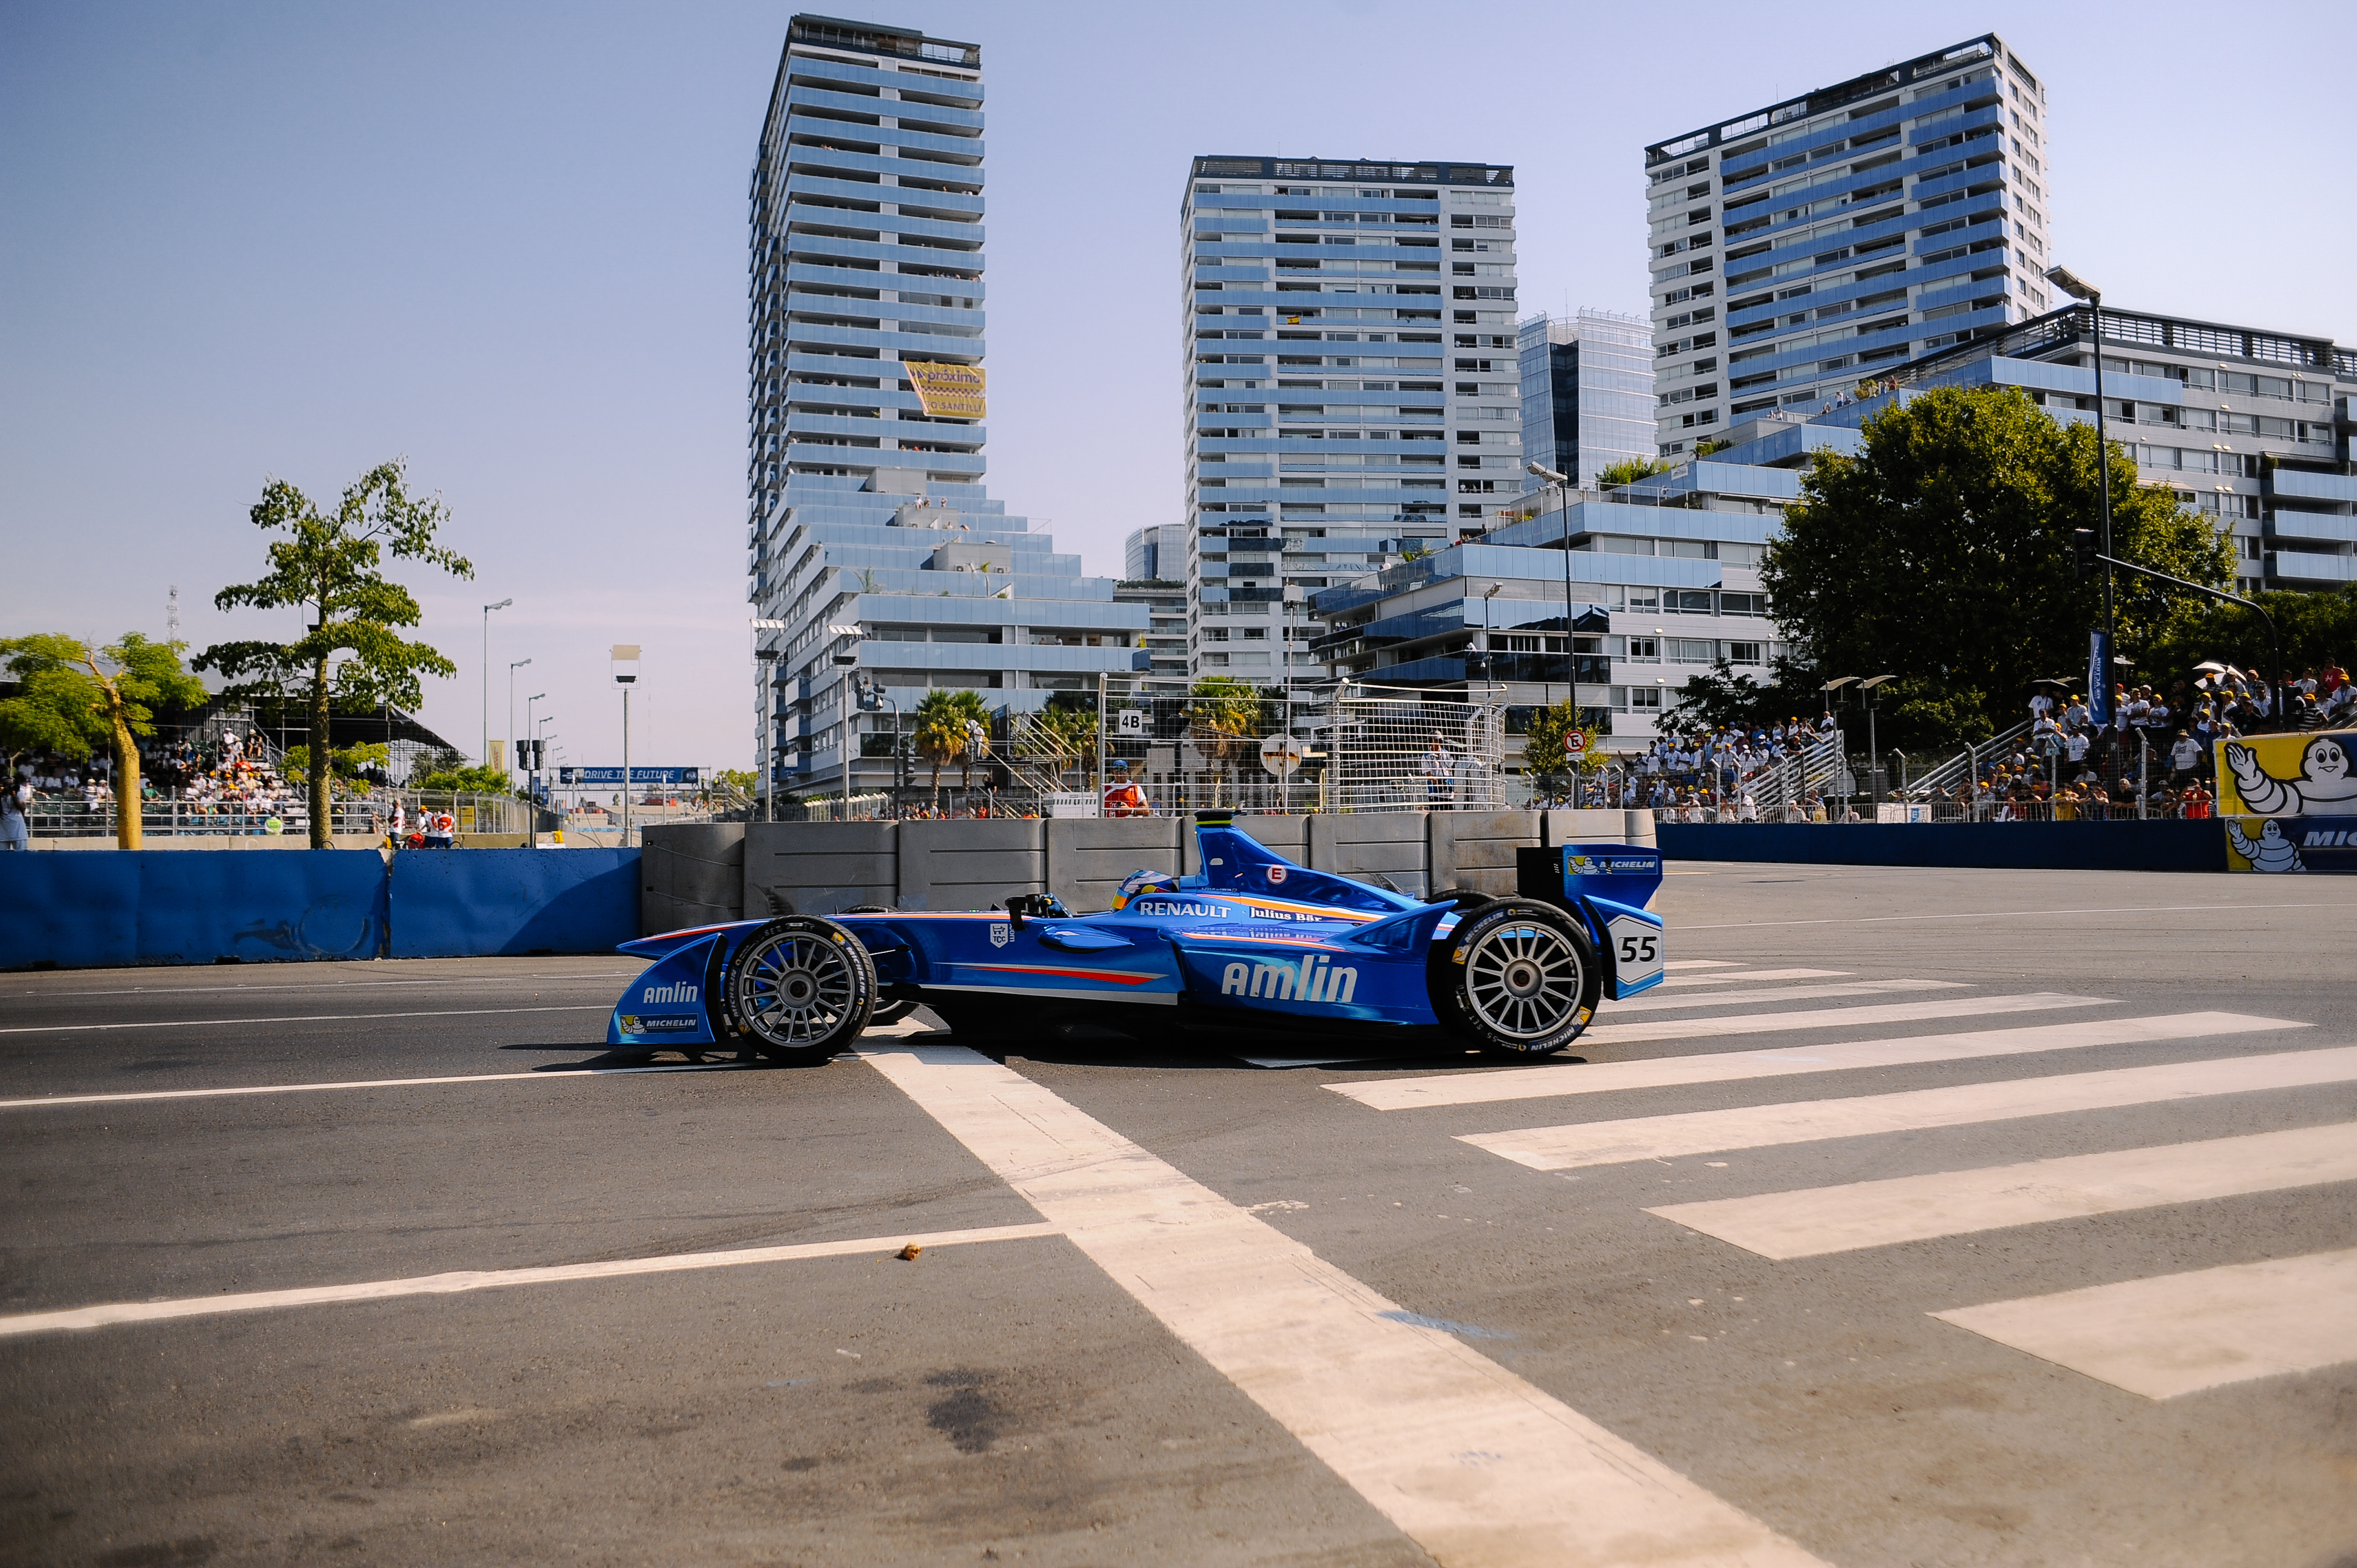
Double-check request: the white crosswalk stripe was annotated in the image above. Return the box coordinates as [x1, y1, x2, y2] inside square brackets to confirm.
[1606, 978, 1964, 1013]
[1331, 1002, 2252, 1112]
[1933, 1248, 2357, 1400]
[1660, 968, 1850, 987]
[1459, 1045, 2357, 1171]
[1569, 991, 2103, 1051]
[1647, 1122, 2357, 1258]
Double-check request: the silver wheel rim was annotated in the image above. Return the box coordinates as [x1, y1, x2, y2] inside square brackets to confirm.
[736, 932, 858, 1047]
[1463, 919, 1582, 1043]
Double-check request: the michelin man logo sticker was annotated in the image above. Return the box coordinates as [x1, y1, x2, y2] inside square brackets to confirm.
[2222, 736, 2357, 816]
[2216, 730, 2357, 874]
[2225, 818, 2304, 874]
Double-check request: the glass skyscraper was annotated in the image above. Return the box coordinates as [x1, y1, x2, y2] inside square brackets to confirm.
[1182, 156, 1521, 698]
[746, 16, 1139, 800]
[1644, 33, 2054, 455]
[1517, 309, 1657, 489]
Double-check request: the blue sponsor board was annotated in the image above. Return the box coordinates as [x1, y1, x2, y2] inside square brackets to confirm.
[559, 766, 702, 786]
[2223, 816, 2357, 874]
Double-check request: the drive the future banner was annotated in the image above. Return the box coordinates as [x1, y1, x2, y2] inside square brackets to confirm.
[2215, 729, 2357, 873]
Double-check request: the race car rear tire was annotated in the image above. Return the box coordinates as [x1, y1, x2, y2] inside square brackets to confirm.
[1434, 899, 1602, 1059]
[722, 917, 876, 1064]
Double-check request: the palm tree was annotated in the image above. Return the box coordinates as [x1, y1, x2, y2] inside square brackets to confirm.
[1186, 676, 1265, 805]
[912, 688, 992, 802]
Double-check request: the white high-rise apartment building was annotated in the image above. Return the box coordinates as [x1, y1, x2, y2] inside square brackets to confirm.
[1182, 156, 1521, 702]
[1644, 33, 2052, 454]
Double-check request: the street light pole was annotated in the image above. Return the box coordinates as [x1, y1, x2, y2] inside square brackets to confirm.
[826, 623, 864, 820]
[611, 645, 639, 846]
[752, 618, 786, 824]
[526, 692, 546, 800]
[1527, 463, 1576, 716]
[2046, 267, 2117, 724]
[506, 658, 531, 781]
[481, 599, 512, 764]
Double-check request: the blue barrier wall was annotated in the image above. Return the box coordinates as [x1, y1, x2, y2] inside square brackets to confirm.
[387, 848, 639, 958]
[1656, 821, 2227, 872]
[0, 850, 390, 970]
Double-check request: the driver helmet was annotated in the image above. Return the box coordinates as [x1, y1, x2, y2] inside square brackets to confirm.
[1110, 867, 1179, 911]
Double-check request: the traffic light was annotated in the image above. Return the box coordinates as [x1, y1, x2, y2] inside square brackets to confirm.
[2071, 529, 2099, 581]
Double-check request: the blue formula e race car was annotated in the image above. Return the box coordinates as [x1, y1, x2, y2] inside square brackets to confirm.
[607, 812, 1664, 1065]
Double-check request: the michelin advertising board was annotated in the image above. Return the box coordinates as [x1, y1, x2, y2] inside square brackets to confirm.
[2215, 730, 2357, 873]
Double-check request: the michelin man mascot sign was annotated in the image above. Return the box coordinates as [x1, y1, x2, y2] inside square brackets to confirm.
[2216, 730, 2357, 873]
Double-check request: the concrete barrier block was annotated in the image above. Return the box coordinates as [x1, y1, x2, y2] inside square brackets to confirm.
[744, 821, 896, 918]
[1428, 809, 1540, 898]
[1047, 817, 1182, 911]
[1624, 809, 1658, 848]
[898, 818, 1045, 911]
[1308, 813, 1430, 899]
[1540, 808, 1635, 846]
[640, 823, 746, 935]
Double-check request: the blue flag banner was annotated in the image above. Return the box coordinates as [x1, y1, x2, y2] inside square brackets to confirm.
[2088, 630, 2114, 725]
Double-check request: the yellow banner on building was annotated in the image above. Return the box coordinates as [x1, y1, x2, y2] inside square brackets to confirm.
[904, 360, 986, 420]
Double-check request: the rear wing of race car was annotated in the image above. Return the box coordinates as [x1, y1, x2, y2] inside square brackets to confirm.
[1517, 842, 1666, 999]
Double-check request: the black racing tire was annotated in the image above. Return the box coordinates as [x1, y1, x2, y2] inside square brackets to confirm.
[1433, 899, 1602, 1059]
[721, 917, 876, 1064]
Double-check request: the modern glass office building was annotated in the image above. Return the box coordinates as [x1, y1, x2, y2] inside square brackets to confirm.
[1517, 309, 1658, 488]
[1182, 155, 1522, 708]
[746, 16, 1139, 798]
[1643, 33, 2054, 455]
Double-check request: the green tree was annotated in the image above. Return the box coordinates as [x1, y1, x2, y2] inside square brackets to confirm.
[1017, 697, 1097, 786]
[0, 633, 207, 847]
[1666, 659, 1826, 736]
[284, 741, 390, 792]
[197, 461, 472, 848]
[912, 688, 990, 798]
[413, 762, 513, 795]
[1761, 385, 2232, 746]
[1597, 456, 1673, 489]
[2143, 584, 2357, 690]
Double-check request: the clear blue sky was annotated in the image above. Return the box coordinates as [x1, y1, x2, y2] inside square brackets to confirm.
[4, 1, 2349, 771]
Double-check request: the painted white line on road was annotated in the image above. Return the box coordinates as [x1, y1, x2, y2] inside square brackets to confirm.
[1462, 1046, 2357, 1172]
[1933, 1247, 2357, 1400]
[0, 1059, 765, 1110]
[1330, 1012, 2304, 1112]
[0, 1223, 1062, 1339]
[1608, 978, 1963, 1013]
[0, 1004, 612, 1036]
[1661, 968, 1850, 987]
[860, 1041, 1826, 1568]
[1650, 1122, 2357, 1258]
[1682, 903, 2333, 931]
[2, 973, 642, 999]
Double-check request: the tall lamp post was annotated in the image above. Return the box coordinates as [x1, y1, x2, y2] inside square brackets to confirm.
[1526, 463, 1576, 711]
[2045, 266, 2117, 726]
[826, 623, 865, 819]
[481, 599, 512, 764]
[525, 692, 546, 801]
[752, 618, 786, 822]
[1859, 674, 1897, 811]
[506, 657, 532, 781]
[611, 644, 639, 845]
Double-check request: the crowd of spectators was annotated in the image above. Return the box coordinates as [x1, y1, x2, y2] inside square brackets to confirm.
[9, 728, 311, 832]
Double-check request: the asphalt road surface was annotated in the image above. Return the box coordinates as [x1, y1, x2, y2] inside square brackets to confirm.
[3, 864, 2353, 1567]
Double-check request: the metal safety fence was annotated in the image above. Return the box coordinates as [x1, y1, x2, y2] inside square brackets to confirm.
[980, 681, 1511, 817]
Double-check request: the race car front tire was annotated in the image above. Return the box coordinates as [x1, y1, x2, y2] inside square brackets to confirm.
[722, 917, 877, 1064]
[1434, 899, 1602, 1059]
